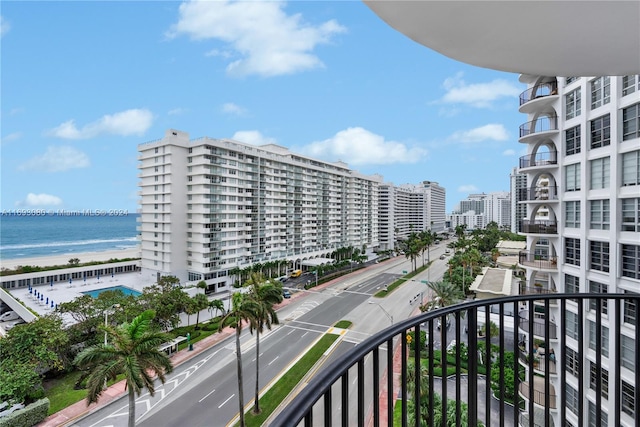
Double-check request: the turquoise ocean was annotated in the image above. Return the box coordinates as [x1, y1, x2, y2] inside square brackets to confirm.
[0, 214, 139, 260]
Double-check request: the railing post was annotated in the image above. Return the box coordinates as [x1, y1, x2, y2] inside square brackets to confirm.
[467, 308, 477, 426]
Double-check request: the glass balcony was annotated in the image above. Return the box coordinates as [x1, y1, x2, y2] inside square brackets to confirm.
[273, 294, 631, 426]
[518, 251, 558, 270]
[519, 151, 558, 170]
[520, 220, 558, 235]
[519, 115, 558, 138]
[519, 82, 558, 106]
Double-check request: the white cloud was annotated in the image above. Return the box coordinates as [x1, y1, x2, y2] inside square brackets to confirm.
[502, 149, 516, 156]
[17, 193, 63, 207]
[168, 1, 346, 77]
[19, 146, 90, 172]
[231, 130, 277, 145]
[0, 16, 10, 38]
[48, 108, 153, 139]
[438, 72, 520, 108]
[301, 127, 428, 166]
[450, 124, 509, 143]
[458, 185, 479, 193]
[168, 108, 187, 116]
[222, 102, 247, 116]
[1, 132, 22, 144]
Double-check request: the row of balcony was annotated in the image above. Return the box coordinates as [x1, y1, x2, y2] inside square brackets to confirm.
[273, 294, 634, 426]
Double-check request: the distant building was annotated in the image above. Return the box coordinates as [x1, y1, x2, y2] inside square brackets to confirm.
[449, 191, 511, 230]
[510, 167, 527, 233]
[138, 129, 382, 291]
[378, 180, 446, 251]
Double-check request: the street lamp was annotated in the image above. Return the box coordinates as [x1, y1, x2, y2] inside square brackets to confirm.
[368, 301, 393, 325]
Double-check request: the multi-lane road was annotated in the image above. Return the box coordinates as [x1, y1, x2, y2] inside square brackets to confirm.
[73, 245, 453, 427]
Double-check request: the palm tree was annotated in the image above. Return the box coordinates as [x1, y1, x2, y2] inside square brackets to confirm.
[245, 273, 283, 414]
[425, 280, 464, 311]
[218, 292, 260, 427]
[419, 229, 438, 266]
[191, 293, 210, 329]
[208, 299, 225, 319]
[74, 310, 173, 427]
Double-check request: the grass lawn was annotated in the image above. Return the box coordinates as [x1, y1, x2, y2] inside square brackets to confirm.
[374, 262, 431, 298]
[243, 333, 340, 427]
[44, 372, 125, 415]
[334, 320, 352, 329]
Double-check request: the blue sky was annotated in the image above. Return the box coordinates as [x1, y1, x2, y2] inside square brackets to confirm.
[1, 1, 526, 213]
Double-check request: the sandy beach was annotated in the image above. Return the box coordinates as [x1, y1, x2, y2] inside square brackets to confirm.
[0, 247, 141, 270]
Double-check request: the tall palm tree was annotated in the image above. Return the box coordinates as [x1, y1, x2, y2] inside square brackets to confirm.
[218, 292, 260, 427]
[74, 310, 173, 427]
[208, 299, 225, 319]
[245, 273, 283, 414]
[425, 280, 464, 311]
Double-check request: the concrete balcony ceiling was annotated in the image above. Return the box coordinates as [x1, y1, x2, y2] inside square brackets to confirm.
[363, 1, 640, 76]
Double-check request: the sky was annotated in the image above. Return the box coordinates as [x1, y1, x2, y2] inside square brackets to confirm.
[1, 1, 527, 214]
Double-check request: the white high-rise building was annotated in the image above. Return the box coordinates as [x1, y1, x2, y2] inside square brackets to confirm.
[138, 129, 381, 291]
[517, 74, 640, 427]
[449, 191, 511, 230]
[378, 181, 446, 251]
[510, 166, 528, 233]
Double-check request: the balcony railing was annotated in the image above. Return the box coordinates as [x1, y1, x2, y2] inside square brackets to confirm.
[519, 115, 558, 138]
[518, 309, 558, 339]
[519, 151, 558, 169]
[273, 294, 638, 427]
[518, 186, 559, 202]
[519, 82, 558, 106]
[520, 220, 558, 235]
[518, 251, 558, 269]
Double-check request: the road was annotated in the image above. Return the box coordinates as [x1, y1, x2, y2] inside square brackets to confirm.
[73, 245, 454, 427]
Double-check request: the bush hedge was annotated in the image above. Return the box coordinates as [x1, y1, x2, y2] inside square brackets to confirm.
[0, 398, 50, 427]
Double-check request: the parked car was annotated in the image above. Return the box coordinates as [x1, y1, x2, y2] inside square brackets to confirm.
[282, 290, 291, 299]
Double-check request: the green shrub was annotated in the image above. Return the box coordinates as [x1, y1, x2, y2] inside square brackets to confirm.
[0, 398, 50, 427]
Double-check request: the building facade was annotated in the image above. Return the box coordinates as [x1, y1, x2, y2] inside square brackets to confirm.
[449, 191, 511, 230]
[510, 166, 528, 233]
[138, 129, 381, 291]
[377, 181, 446, 251]
[517, 75, 640, 427]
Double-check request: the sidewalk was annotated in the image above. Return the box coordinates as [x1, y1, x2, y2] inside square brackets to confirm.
[38, 259, 403, 427]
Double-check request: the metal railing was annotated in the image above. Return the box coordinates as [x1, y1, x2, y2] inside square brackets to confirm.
[519, 151, 558, 169]
[518, 251, 558, 269]
[519, 115, 558, 138]
[520, 220, 558, 235]
[518, 186, 559, 202]
[519, 82, 558, 106]
[273, 294, 640, 427]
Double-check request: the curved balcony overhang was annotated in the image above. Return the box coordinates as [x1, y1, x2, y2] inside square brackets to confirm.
[519, 82, 559, 114]
[518, 251, 558, 271]
[518, 376, 557, 410]
[518, 151, 558, 172]
[518, 309, 558, 340]
[519, 116, 558, 144]
[520, 220, 558, 235]
[518, 186, 559, 203]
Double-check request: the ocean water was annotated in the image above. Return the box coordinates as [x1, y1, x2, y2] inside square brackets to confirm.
[0, 214, 139, 260]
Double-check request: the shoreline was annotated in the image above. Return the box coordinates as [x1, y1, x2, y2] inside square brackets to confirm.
[0, 247, 141, 270]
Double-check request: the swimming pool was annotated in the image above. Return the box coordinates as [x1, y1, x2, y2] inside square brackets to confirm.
[82, 286, 142, 298]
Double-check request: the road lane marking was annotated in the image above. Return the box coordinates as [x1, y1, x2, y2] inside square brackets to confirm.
[198, 388, 216, 403]
[219, 394, 234, 409]
[268, 356, 279, 365]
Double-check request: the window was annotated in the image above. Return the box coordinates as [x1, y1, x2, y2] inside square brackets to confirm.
[588, 281, 608, 313]
[622, 381, 635, 416]
[588, 321, 609, 357]
[566, 384, 579, 415]
[565, 274, 580, 293]
[589, 362, 609, 399]
[565, 237, 580, 266]
[622, 198, 640, 231]
[588, 400, 608, 427]
[565, 125, 581, 155]
[590, 241, 610, 272]
[590, 199, 610, 230]
[590, 157, 610, 189]
[565, 76, 578, 85]
[565, 201, 581, 228]
[590, 76, 610, 109]
[622, 103, 640, 141]
[622, 244, 640, 279]
[624, 293, 637, 324]
[565, 163, 581, 191]
[622, 150, 640, 186]
[566, 346, 580, 376]
[566, 88, 581, 119]
[566, 311, 579, 340]
[622, 75, 638, 96]
[590, 115, 610, 148]
[621, 335, 635, 370]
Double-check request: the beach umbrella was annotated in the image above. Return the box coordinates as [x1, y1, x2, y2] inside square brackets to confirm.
[97, 272, 100, 280]
[51, 301, 54, 308]
[69, 277, 72, 284]
[111, 271, 114, 278]
[50, 278, 53, 288]
[40, 294, 44, 302]
[46, 297, 49, 305]
[84, 272, 86, 282]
